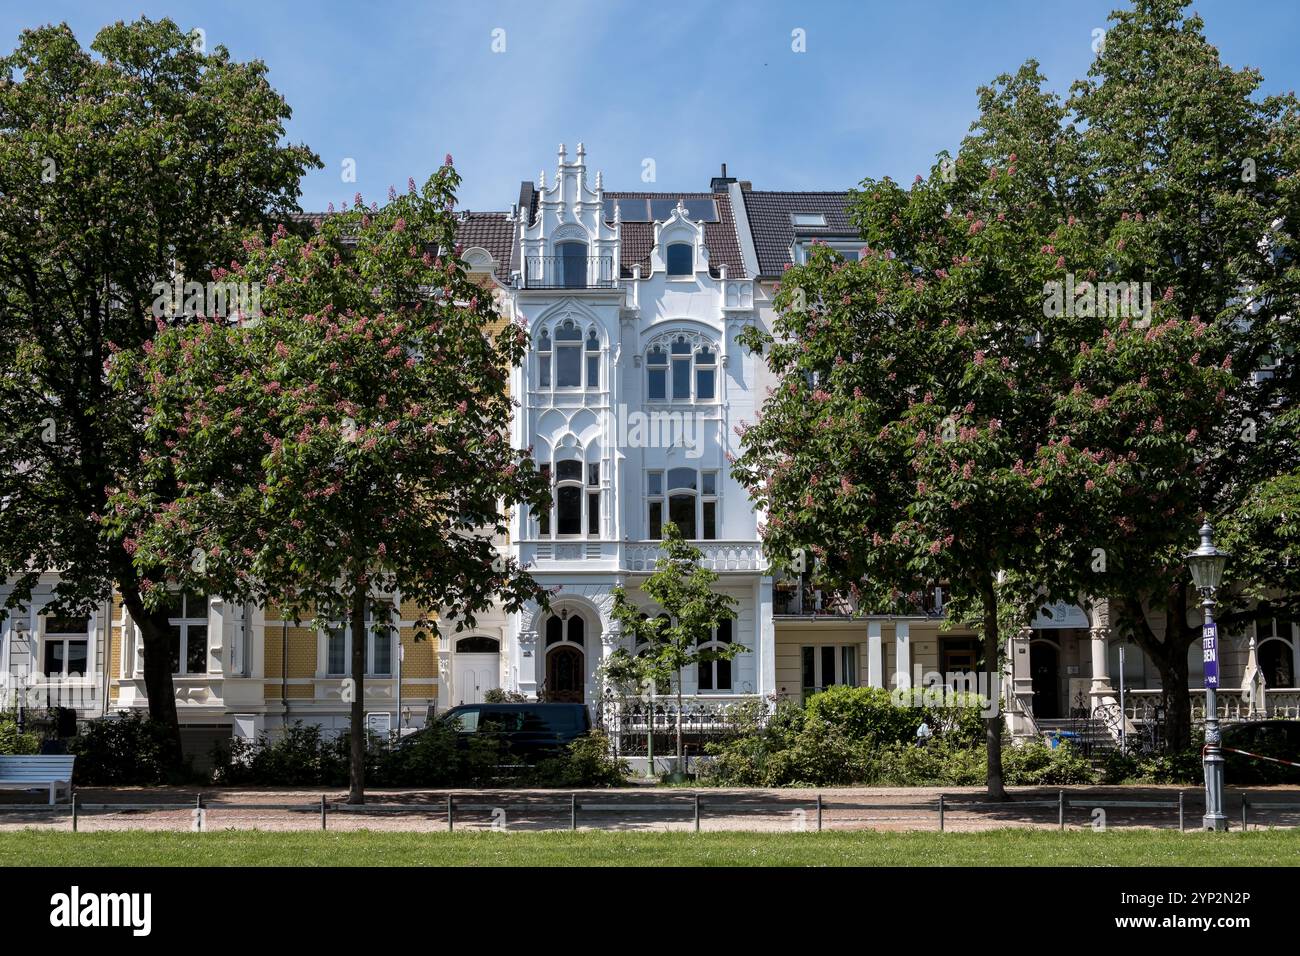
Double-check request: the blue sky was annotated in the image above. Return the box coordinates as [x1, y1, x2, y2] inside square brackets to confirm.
[4, 1, 1299, 212]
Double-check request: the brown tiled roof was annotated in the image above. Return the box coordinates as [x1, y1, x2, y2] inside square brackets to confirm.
[605, 190, 747, 279]
[288, 211, 516, 283]
[455, 211, 515, 282]
[741, 190, 857, 278]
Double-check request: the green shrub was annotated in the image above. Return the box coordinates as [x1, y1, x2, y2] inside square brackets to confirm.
[703, 714, 876, 787]
[803, 685, 990, 749]
[875, 740, 987, 786]
[1002, 740, 1097, 785]
[805, 686, 920, 745]
[70, 712, 193, 785]
[0, 711, 41, 755]
[529, 732, 629, 787]
[1101, 745, 1203, 785]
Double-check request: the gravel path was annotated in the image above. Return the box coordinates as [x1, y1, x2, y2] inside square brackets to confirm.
[2, 784, 1298, 833]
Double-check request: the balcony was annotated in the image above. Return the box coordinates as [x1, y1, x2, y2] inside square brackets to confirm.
[517, 539, 766, 573]
[522, 255, 616, 290]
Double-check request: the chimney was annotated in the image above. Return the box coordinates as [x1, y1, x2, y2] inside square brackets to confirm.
[710, 162, 737, 193]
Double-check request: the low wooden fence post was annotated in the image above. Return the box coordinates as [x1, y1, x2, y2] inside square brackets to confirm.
[1058, 790, 1065, 830]
[938, 794, 945, 832]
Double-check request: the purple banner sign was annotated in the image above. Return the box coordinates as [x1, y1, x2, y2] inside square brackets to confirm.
[1202, 621, 1219, 688]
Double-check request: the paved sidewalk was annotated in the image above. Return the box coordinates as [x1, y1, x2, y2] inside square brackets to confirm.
[2, 784, 1297, 832]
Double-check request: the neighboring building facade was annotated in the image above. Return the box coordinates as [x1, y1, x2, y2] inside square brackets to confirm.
[2, 146, 1297, 759]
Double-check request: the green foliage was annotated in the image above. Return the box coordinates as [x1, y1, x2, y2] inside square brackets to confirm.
[1000, 740, 1097, 785]
[805, 686, 922, 744]
[0, 712, 40, 755]
[803, 686, 988, 748]
[875, 740, 989, 786]
[482, 688, 528, 703]
[0, 17, 320, 759]
[529, 732, 629, 788]
[70, 713, 195, 785]
[1100, 745, 1205, 785]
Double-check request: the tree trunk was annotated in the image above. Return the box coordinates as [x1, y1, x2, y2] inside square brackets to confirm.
[118, 585, 183, 770]
[348, 585, 367, 805]
[979, 572, 1006, 800]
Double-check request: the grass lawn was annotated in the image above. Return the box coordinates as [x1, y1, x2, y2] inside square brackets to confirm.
[2, 828, 1298, 866]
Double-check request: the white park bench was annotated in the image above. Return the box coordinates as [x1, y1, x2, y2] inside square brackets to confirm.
[0, 755, 76, 805]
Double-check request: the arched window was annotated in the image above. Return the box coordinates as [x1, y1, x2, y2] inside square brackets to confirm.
[585, 329, 600, 390]
[542, 458, 600, 538]
[537, 329, 552, 388]
[554, 320, 583, 388]
[667, 467, 697, 539]
[645, 467, 718, 540]
[666, 242, 693, 277]
[697, 618, 734, 692]
[1256, 617, 1296, 688]
[558, 240, 588, 288]
[555, 459, 584, 536]
[645, 335, 719, 403]
[546, 611, 585, 647]
[537, 320, 599, 392]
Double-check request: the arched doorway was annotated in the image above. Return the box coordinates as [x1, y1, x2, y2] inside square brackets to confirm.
[1030, 641, 1061, 719]
[543, 610, 586, 702]
[453, 635, 500, 705]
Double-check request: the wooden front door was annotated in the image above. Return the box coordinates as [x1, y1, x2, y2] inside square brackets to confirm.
[546, 645, 585, 703]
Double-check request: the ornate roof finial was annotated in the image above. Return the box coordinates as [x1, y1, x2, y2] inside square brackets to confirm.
[675, 198, 687, 217]
[558, 143, 567, 162]
[595, 170, 603, 190]
[576, 142, 586, 158]
[613, 200, 621, 223]
[538, 169, 546, 189]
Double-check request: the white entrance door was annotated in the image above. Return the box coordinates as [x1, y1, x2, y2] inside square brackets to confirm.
[453, 654, 499, 705]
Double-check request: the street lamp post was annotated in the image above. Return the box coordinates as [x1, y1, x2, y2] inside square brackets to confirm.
[1185, 521, 1229, 832]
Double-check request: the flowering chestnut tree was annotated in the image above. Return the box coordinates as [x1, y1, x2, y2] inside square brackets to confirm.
[1064, 0, 1300, 746]
[109, 159, 550, 802]
[734, 62, 1229, 796]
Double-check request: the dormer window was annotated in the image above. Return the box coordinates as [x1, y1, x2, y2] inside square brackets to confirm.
[791, 213, 826, 227]
[666, 243, 693, 278]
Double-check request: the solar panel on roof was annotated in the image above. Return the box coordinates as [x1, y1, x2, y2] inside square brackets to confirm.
[604, 198, 649, 222]
[684, 199, 719, 222]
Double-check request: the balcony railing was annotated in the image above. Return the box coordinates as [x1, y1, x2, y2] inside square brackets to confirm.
[523, 255, 616, 289]
[1122, 687, 1300, 723]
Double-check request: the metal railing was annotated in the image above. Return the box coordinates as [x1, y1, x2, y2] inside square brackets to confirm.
[2, 788, 1298, 833]
[522, 255, 616, 289]
[597, 695, 766, 758]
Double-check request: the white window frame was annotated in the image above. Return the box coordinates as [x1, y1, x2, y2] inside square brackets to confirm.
[166, 591, 210, 677]
[696, 619, 735, 694]
[644, 333, 719, 404]
[324, 601, 396, 678]
[40, 614, 91, 679]
[800, 644, 858, 698]
[537, 319, 601, 393]
[646, 468, 718, 541]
